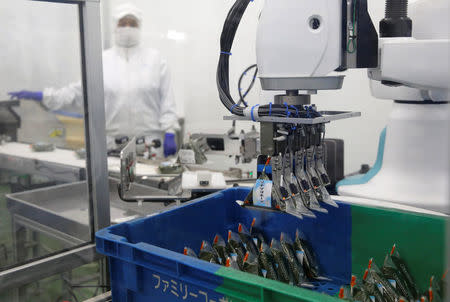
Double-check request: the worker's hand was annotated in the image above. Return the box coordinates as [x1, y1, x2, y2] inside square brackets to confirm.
[8, 90, 43, 101]
[163, 132, 177, 157]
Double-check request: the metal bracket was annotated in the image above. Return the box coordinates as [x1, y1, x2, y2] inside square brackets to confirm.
[224, 111, 361, 125]
[119, 138, 191, 203]
[0, 244, 99, 291]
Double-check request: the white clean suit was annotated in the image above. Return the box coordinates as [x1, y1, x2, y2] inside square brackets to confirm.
[42, 4, 179, 151]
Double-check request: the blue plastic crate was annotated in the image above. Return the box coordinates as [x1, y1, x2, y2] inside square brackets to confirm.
[96, 187, 356, 302]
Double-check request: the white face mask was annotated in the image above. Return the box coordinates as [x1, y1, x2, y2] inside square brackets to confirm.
[115, 27, 140, 48]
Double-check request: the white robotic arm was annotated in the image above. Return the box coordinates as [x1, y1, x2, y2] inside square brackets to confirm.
[216, 0, 449, 213]
[256, 0, 381, 93]
[216, 0, 377, 118]
[342, 0, 449, 212]
[256, 0, 449, 102]
[369, 0, 450, 102]
[256, 0, 343, 91]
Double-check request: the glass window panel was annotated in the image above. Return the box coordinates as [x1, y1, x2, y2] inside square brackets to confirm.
[103, 0, 393, 175]
[0, 0, 91, 271]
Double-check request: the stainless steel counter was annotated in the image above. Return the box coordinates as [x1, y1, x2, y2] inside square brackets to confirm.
[6, 178, 174, 266]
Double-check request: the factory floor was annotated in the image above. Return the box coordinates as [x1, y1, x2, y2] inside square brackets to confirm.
[0, 182, 106, 302]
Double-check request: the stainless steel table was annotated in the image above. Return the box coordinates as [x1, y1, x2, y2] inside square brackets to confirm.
[5, 178, 175, 301]
[0, 142, 168, 183]
[6, 178, 174, 256]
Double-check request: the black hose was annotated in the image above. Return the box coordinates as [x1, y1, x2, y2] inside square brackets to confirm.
[117, 184, 176, 206]
[385, 0, 408, 18]
[380, 0, 412, 38]
[237, 64, 258, 106]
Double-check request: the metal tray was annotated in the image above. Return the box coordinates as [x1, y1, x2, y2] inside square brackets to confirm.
[6, 178, 172, 242]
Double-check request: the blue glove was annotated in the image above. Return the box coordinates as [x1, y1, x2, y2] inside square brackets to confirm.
[8, 90, 43, 101]
[163, 132, 177, 157]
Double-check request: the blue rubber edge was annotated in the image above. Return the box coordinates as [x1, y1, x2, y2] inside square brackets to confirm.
[96, 187, 352, 301]
[336, 127, 386, 190]
[96, 192, 229, 301]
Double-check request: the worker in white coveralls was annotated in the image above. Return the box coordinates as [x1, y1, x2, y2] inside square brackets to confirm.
[9, 3, 179, 157]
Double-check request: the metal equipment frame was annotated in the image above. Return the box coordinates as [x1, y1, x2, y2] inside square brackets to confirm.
[224, 111, 361, 125]
[0, 0, 110, 293]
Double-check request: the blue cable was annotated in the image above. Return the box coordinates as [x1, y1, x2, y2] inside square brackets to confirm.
[230, 104, 238, 113]
[220, 51, 232, 56]
[251, 104, 260, 121]
[289, 105, 299, 130]
[269, 102, 272, 116]
[289, 105, 299, 117]
[308, 106, 320, 118]
[305, 106, 311, 118]
[284, 102, 291, 117]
